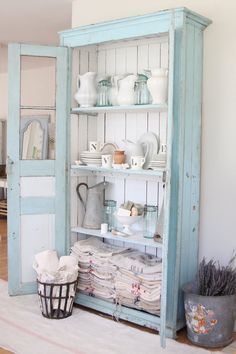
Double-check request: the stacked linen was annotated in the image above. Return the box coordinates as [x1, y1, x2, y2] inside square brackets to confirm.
[71, 237, 129, 302]
[112, 250, 162, 315]
[71, 238, 162, 315]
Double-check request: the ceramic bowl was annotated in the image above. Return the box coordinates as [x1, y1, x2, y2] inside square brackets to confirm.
[115, 214, 142, 235]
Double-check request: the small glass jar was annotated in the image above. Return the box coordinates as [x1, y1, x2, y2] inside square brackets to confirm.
[97, 79, 111, 107]
[103, 200, 117, 231]
[134, 74, 150, 105]
[142, 204, 158, 239]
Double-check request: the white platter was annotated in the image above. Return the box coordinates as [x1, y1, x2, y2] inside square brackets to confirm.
[80, 151, 102, 158]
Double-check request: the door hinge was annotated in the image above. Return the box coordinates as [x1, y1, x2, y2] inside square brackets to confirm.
[162, 171, 167, 183]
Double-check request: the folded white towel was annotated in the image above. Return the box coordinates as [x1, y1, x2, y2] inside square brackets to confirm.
[59, 255, 78, 271]
[34, 250, 59, 275]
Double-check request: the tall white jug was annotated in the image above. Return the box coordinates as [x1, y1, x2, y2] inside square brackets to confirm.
[74, 72, 97, 107]
[147, 68, 168, 104]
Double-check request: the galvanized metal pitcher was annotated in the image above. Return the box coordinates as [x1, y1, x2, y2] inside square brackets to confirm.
[76, 181, 109, 229]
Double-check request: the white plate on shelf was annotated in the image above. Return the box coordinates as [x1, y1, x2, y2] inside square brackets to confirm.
[81, 157, 102, 160]
[138, 132, 160, 169]
[81, 159, 102, 164]
[80, 151, 102, 158]
[100, 142, 118, 155]
[81, 160, 102, 166]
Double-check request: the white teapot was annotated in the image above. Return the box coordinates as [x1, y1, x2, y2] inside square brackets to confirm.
[146, 68, 168, 104]
[117, 74, 137, 106]
[74, 72, 97, 107]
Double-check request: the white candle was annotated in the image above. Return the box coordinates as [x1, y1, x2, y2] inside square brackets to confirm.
[101, 223, 108, 234]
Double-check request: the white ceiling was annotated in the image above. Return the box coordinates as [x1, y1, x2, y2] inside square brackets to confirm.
[0, 0, 73, 45]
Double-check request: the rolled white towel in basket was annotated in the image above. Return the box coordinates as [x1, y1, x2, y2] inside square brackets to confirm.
[58, 255, 79, 271]
[33, 250, 79, 316]
[34, 250, 59, 276]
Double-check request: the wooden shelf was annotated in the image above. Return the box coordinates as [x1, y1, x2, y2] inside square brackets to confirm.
[71, 165, 166, 182]
[71, 103, 168, 115]
[71, 226, 163, 249]
[75, 292, 161, 332]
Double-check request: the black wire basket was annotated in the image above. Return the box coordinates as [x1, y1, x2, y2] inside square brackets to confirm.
[37, 278, 78, 319]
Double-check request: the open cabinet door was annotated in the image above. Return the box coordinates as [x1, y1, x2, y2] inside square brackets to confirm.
[160, 25, 175, 347]
[7, 44, 69, 295]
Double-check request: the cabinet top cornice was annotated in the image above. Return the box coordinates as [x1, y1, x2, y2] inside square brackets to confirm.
[59, 7, 211, 47]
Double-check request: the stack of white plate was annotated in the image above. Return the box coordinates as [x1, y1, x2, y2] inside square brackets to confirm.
[149, 161, 166, 169]
[80, 151, 102, 166]
[149, 154, 166, 169]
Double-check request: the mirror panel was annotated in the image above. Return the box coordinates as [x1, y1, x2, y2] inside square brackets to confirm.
[20, 115, 49, 160]
[19, 54, 57, 161]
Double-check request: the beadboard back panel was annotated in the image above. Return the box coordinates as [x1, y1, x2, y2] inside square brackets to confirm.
[70, 36, 168, 256]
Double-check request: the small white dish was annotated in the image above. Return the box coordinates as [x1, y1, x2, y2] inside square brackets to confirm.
[74, 160, 82, 165]
[115, 214, 142, 235]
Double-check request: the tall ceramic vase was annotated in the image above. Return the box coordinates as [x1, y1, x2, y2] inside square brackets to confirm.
[117, 74, 137, 106]
[147, 68, 168, 104]
[74, 72, 97, 107]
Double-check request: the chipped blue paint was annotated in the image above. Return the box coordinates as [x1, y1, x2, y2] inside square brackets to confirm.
[8, 44, 69, 295]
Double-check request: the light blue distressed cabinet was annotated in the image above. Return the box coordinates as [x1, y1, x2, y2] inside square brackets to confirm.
[8, 7, 211, 347]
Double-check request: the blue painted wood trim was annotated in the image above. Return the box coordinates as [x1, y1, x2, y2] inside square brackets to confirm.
[54, 47, 69, 257]
[160, 25, 175, 348]
[66, 48, 72, 255]
[176, 23, 204, 321]
[20, 160, 55, 176]
[190, 26, 203, 276]
[7, 44, 21, 296]
[7, 44, 69, 296]
[75, 293, 177, 338]
[165, 26, 186, 333]
[20, 44, 62, 58]
[20, 197, 55, 215]
[75, 293, 160, 330]
[71, 103, 167, 115]
[59, 8, 211, 47]
[9, 282, 38, 295]
[164, 22, 205, 333]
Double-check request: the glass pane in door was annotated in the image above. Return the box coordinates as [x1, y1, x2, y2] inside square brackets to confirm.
[20, 56, 56, 160]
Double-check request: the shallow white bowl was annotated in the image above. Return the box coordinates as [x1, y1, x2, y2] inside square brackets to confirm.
[115, 214, 142, 235]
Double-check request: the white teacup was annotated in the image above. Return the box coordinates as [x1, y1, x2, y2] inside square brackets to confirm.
[89, 141, 101, 152]
[101, 154, 112, 168]
[131, 156, 145, 170]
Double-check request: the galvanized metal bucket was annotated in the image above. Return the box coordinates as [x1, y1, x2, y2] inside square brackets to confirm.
[183, 282, 236, 348]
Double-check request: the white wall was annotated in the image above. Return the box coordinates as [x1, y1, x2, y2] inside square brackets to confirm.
[72, 0, 236, 264]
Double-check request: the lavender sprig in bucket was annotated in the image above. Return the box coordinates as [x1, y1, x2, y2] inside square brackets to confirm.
[198, 253, 236, 296]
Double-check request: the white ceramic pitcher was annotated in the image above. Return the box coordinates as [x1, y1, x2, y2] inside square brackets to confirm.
[110, 75, 123, 106]
[74, 72, 97, 107]
[117, 74, 137, 105]
[123, 139, 150, 166]
[147, 68, 168, 104]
